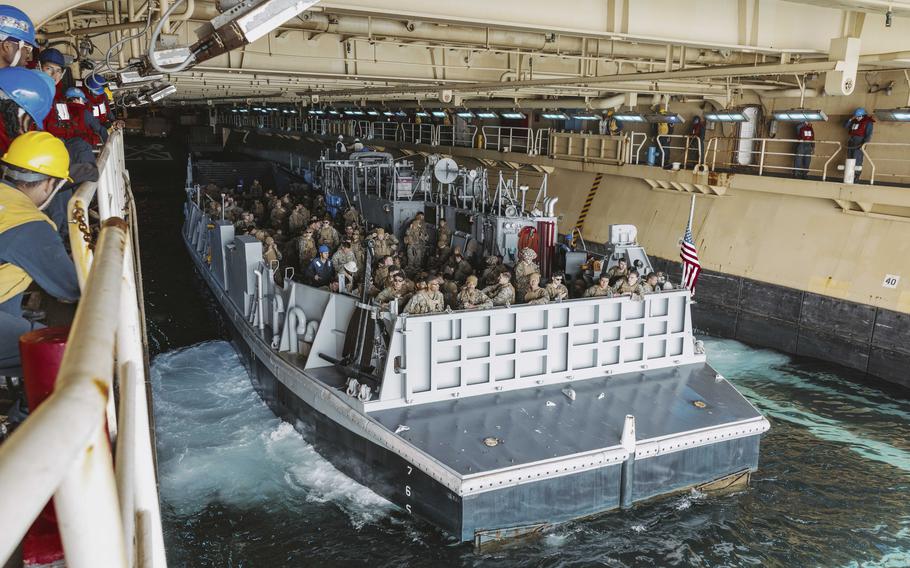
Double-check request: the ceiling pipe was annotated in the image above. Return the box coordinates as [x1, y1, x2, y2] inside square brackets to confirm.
[185, 5, 769, 66]
[383, 94, 628, 110]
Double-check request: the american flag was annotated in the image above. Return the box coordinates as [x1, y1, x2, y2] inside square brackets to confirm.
[680, 220, 701, 293]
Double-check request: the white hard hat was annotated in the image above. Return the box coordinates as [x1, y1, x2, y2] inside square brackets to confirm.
[338, 135, 344, 140]
[355, 138, 360, 142]
[344, 260, 358, 273]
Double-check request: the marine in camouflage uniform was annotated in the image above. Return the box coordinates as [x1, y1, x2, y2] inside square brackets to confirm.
[604, 258, 629, 285]
[482, 272, 516, 306]
[343, 207, 361, 228]
[451, 250, 474, 284]
[369, 228, 399, 258]
[404, 214, 430, 271]
[288, 204, 310, 235]
[296, 230, 318, 269]
[545, 272, 570, 301]
[523, 274, 549, 305]
[514, 247, 540, 301]
[613, 272, 646, 299]
[330, 242, 356, 274]
[435, 219, 453, 260]
[403, 278, 445, 315]
[481, 256, 502, 287]
[317, 219, 340, 250]
[584, 276, 614, 298]
[456, 276, 493, 310]
[374, 275, 412, 312]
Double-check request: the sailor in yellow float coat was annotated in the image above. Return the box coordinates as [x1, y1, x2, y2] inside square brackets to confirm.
[0, 131, 79, 371]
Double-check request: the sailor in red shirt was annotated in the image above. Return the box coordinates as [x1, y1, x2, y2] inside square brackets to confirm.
[37, 48, 75, 139]
[65, 87, 106, 145]
[793, 120, 815, 179]
[844, 108, 874, 178]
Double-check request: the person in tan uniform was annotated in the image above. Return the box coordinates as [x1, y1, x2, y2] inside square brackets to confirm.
[330, 240, 356, 271]
[317, 218, 340, 250]
[642, 272, 660, 293]
[545, 271, 570, 301]
[403, 276, 445, 315]
[435, 218, 452, 259]
[369, 227, 399, 258]
[481, 256, 502, 287]
[482, 271, 516, 307]
[296, 227, 318, 269]
[456, 275, 493, 310]
[450, 249, 474, 284]
[372, 256, 394, 290]
[604, 257, 629, 285]
[613, 271, 646, 299]
[523, 273, 549, 305]
[288, 204, 310, 235]
[263, 236, 282, 266]
[584, 275, 614, 298]
[374, 271, 413, 312]
[514, 247, 540, 301]
[404, 212, 430, 271]
[342, 206, 360, 228]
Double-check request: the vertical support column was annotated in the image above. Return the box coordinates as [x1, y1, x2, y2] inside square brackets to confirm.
[619, 414, 636, 509]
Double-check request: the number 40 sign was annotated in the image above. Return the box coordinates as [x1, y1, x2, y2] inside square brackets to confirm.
[883, 274, 901, 289]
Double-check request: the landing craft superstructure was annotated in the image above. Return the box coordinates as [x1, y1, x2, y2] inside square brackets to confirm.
[183, 153, 770, 547]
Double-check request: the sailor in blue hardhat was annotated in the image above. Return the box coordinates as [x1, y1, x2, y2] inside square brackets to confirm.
[305, 244, 335, 285]
[845, 107, 875, 178]
[38, 48, 68, 86]
[83, 73, 106, 96]
[0, 67, 55, 151]
[0, 5, 36, 68]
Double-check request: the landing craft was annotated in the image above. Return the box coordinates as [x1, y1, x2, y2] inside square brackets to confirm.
[184, 150, 770, 547]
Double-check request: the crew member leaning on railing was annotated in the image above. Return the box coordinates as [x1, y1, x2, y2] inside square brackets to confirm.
[0, 132, 79, 374]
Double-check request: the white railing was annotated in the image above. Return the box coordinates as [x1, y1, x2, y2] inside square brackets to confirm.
[371, 121, 398, 141]
[625, 132, 648, 164]
[354, 120, 373, 140]
[482, 126, 532, 154]
[437, 124, 477, 147]
[656, 134, 703, 170]
[0, 130, 166, 568]
[705, 137, 842, 180]
[532, 128, 551, 156]
[860, 142, 910, 185]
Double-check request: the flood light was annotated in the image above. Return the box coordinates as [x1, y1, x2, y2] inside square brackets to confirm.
[382, 111, 395, 117]
[541, 112, 569, 120]
[476, 111, 498, 119]
[874, 107, 910, 121]
[705, 110, 748, 122]
[500, 112, 526, 119]
[431, 111, 447, 118]
[572, 114, 600, 121]
[415, 111, 430, 117]
[456, 111, 475, 118]
[367, 110, 379, 116]
[771, 109, 827, 122]
[613, 112, 646, 123]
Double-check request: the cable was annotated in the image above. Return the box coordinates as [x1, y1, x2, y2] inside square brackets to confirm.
[101, 0, 157, 76]
[147, 0, 197, 74]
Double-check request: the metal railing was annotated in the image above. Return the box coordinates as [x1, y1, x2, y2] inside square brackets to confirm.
[656, 134, 703, 169]
[354, 120, 373, 140]
[860, 142, 910, 185]
[625, 132, 648, 164]
[705, 137, 843, 180]
[371, 121, 398, 141]
[437, 124, 477, 147]
[0, 130, 166, 568]
[551, 131, 625, 164]
[482, 126, 533, 154]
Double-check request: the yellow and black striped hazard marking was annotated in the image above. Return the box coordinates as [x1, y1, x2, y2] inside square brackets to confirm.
[572, 173, 603, 246]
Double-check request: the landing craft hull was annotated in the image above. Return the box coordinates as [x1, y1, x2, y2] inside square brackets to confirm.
[183, 228, 767, 544]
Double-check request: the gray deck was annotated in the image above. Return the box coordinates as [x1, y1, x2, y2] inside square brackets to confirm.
[368, 363, 761, 475]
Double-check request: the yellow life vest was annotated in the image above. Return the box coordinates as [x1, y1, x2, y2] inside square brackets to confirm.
[0, 182, 56, 304]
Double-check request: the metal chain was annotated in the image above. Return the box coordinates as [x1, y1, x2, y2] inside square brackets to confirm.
[72, 205, 95, 251]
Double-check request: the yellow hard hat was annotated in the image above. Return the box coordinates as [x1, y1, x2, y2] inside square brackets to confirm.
[2, 131, 72, 181]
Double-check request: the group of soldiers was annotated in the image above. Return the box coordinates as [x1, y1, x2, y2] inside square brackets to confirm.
[202, 181, 675, 317]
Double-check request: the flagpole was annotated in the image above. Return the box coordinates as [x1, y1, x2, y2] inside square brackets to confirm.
[687, 194, 696, 230]
[681, 195, 696, 289]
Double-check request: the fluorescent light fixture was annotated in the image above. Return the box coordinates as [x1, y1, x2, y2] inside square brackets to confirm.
[500, 111, 526, 119]
[873, 108, 910, 121]
[456, 111, 475, 118]
[328, 109, 339, 115]
[367, 110, 379, 116]
[613, 112, 646, 122]
[541, 112, 569, 120]
[476, 111, 498, 119]
[431, 110, 447, 118]
[382, 111, 395, 116]
[645, 112, 683, 124]
[415, 111, 430, 117]
[343, 109, 365, 116]
[395, 111, 407, 117]
[148, 84, 177, 102]
[705, 110, 748, 122]
[309, 109, 325, 115]
[572, 114, 600, 121]
[771, 109, 827, 122]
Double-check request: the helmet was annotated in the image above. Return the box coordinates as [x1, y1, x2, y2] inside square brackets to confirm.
[337, 135, 344, 140]
[854, 108, 867, 117]
[83, 73, 107, 95]
[38, 48, 66, 68]
[65, 87, 86, 101]
[0, 5, 36, 47]
[2, 131, 72, 181]
[0, 68, 56, 129]
[318, 244, 330, 254]
[354, 138, 360, 142]
[343, 260, 358, 273]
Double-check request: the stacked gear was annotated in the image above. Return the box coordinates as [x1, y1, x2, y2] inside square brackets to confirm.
[0, 5, 36, 67]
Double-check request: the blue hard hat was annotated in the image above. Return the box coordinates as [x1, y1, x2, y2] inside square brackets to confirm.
[854, 108, 867, 117]
[318, 244, 330, 254]
[39, 48, 67, 68]
[0, 5, 36, 47]
[65, 87, 86, 100]
[83, 73, 107, 95]
[0, 67, 56, 129]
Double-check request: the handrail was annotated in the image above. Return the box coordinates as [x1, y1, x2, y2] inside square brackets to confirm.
[656, 134, 702, 170]
[626, 132, 647, 164]
[704, 136, 842, 180]
[0, 130, 166, 568]
[482, 126, 532, 154]
[859, 142, 910, 185]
